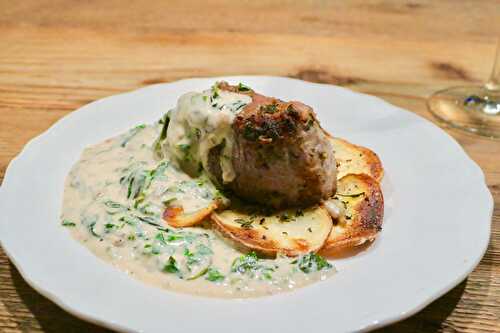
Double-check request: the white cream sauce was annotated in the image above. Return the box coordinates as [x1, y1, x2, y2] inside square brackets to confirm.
[61, 110, 335, 299]
[163, 86, 251, 183]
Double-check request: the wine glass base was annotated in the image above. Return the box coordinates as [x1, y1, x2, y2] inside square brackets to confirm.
[427, 85, 500, 139]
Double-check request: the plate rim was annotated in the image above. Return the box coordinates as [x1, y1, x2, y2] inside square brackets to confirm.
[0, 75, 493, 332]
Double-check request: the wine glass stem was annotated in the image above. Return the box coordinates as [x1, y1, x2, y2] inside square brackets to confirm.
[486, 38, 500, 90]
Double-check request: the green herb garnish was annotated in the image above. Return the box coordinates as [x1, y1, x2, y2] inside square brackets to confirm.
[163, 256, 179, 273]
[184, 248, 199, 266]
[234, 218, 253, 229]
[104, 223, 117, 230]
[261, 103, 278, 114]
[155, 232, 167, 245]
[119, 215, 138, 226]
[336, 192, 365, 198]
[61, 219, 76, 227]
[231, 251, 259, 274]
[88, 221, 101, 238]
[162, 197, 177, 206]
[205, 268, 225, 282]
[237, 83, 251, 92]
[121, 124, 146, 147]
[295, 253, 332, 273]
[153, 112, 171, 158]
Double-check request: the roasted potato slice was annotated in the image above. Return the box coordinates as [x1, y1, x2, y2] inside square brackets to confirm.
[321, 174, 384, 252]
[163, 202, 218, 228]
[328, 136, 384, 181]
[211, 205, 332, 256]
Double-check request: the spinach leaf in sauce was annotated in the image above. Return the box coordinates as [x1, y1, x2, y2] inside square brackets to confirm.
[88, 221, 101, 238]
[205, 268, 225, 282]
[237, 82, 252, 92]
[153, 113, 171, 159]
[120, 161, 169, 207]
[120, 124, 146, 147]
[104, 200, 128, 214]
[162, 256, 180, 274]
[294, 253, 332, 273]
[231, 251, 260, 274]
[61, 219, 76, 227]
[231, 252, 276, 280]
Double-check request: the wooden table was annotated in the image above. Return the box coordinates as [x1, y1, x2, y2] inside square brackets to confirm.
[1, 1, 499, 332]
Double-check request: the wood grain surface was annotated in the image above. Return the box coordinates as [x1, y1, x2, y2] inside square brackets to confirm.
[1, 1, 499, 332]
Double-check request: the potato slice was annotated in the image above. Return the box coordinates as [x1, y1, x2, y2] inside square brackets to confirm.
[211, 205, 333, 256]
[321, 174, 384, 252]
[328, 136, 384, 181]
[163, 202, 218, 228]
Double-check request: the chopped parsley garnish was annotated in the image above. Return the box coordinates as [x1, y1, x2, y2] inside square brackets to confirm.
[261, 103, 278, 114]
[237, 83, 251, 92]
[184, 248, 199, 266]
[118, 215, 136, 226]
[231, 251, 259, 274]
[162, 197, 177, 206]
[243, 122, 258, 141]
[163, 256, 179, 274]
[167, 233, 185, 242]
[262, 271, 273, 280]
[230, 252, 276, 280]
[295, 253, 332, 273]
[234, 218, 253, 229]
[104, 223, 117, 230]
[184, 244, 213, 270]
[155, 232, 167, 245]
[336, 192, 366, 198]
[205, 268, 225, 282]
[211, 84, 220, 99]
[61, 219, 76, 227]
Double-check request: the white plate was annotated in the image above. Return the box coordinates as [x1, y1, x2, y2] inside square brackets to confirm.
[0, 76, 493, 332]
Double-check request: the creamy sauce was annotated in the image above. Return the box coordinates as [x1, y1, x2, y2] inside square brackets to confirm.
[61, 104, 335, 299]
[163, 87, 251, 183]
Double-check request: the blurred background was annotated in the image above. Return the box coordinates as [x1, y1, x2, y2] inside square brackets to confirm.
[1, 1, 499, 332]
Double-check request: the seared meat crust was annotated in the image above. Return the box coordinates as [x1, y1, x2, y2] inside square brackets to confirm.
[211, 82, 337, 208]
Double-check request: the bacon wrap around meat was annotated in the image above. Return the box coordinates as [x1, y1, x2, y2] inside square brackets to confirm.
[207, 82, 337, 209]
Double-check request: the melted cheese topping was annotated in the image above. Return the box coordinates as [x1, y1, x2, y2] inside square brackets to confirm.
[164, 88, 251, 183]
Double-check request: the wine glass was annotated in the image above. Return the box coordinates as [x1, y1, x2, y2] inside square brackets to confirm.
[427, 38, 500, 138]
